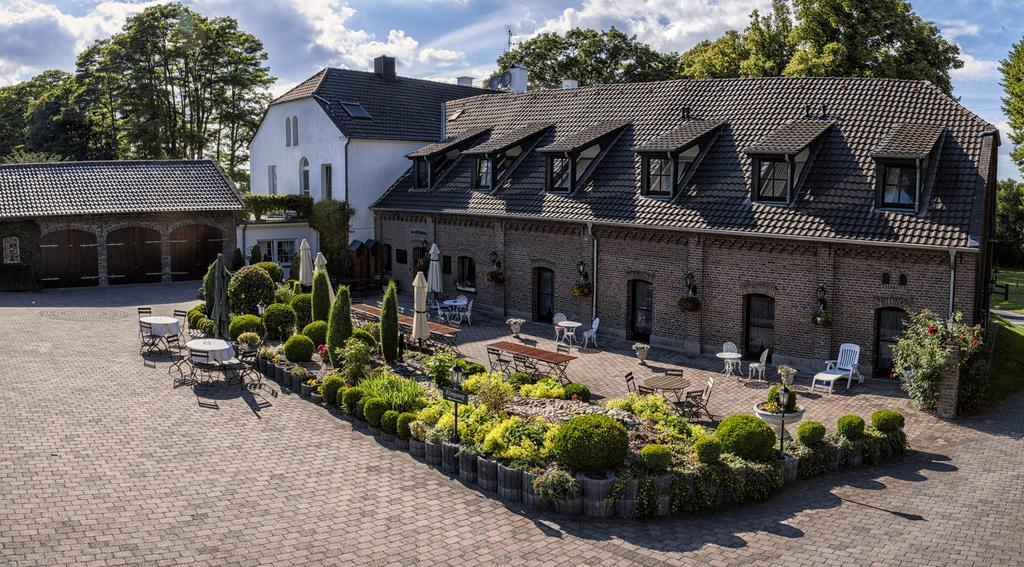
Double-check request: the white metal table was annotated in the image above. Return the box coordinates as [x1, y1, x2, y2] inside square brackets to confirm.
[560, 321, 583, 347]
[716, 351, 743, 378]
[186, 338, 235, 363]
[140, 316, 180, 337]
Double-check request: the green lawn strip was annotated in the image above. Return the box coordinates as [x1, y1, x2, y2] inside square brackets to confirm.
[992, 268, 1024, 314]
[989, 314, 1024, 401]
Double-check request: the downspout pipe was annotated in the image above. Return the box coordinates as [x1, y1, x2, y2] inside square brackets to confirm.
[948, 248, 957, 319]
[587, 222, 597, 321]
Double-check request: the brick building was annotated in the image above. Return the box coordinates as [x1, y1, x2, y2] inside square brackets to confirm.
[372, 77, 998, 377]
[0, 160, 243, 290]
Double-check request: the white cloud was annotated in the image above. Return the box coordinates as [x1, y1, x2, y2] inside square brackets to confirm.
[940, 19, 981, 41]
[952, 51, 1000, 80]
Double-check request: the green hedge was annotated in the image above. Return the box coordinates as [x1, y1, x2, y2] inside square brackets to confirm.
[253, 261, 284, 284]
[244, 194, 313, 219]
[262, 303, 296, 340]
[227, 265, 274, 315]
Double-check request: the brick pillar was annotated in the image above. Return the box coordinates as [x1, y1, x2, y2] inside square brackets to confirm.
[936, 342, 961, 419]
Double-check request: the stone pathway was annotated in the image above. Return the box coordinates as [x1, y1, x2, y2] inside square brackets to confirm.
[1, 282, 1022, 566]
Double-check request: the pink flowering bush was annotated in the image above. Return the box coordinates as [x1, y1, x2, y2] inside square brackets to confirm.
[893, 309, 983, 409]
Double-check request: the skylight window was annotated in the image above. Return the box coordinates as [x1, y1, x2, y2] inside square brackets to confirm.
[449, 108, 464, 121]
[341, 102, 371, 118]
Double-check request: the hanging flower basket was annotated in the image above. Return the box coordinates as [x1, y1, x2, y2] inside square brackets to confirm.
[570, 282, 592, 299]
[811, 311, 833, 327]
[485, 270, 506, 284]
[677, 296, 701, 312]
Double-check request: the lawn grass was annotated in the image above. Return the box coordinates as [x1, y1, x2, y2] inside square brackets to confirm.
[991, 268, 1024, 314]
[989, 314, 1024, 402]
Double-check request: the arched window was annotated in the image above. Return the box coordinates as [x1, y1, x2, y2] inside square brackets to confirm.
[285, 117, 291, 146]
[292, 115, 299, 146]
[2, 236, 20, 264]
[299, 158, 310, 196]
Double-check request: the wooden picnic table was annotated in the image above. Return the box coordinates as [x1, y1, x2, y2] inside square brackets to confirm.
[352, 303, 460, 350]
[488, 341, 576, 382]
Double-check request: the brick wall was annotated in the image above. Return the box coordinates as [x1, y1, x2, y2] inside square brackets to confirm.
[377, 211, 983, 376]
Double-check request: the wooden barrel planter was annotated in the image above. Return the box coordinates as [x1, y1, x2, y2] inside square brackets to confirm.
[521, 471, 549, 510]
[496, 464, 522, 502]
[424, 441, 442, 466]
[441, 443, 459, 474]
[615, 478, 639, 518]
[477, 457, 498, 492]
[458, 451, 477, 484]
[409, 439, 426, 460]
[654, 473, 674, 516]
[579, 474, 616, 518]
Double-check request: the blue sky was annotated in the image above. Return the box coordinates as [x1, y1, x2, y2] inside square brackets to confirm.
[1, 0, 1021, 177]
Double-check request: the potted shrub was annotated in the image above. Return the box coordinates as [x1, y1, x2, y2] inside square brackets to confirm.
[632, 343, 651, 365]
[812, 310, 833, 327]
[533, 469, 581, 515]
[380, 410, 399, 444]
[551, 415, 628, 518]
[570, 281, 592, 299]
[640, 444, 675, 516]
[754, 385, 805, 440]
[476, 456, 498, 492]
[506, 318, 525, 338]
[485, 270, 506, 285]
[300, 376, 317, 398]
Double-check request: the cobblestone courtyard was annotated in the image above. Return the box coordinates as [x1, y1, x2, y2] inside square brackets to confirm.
[1, 282, 1022, 566]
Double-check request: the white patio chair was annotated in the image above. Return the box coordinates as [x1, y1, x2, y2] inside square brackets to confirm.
[553, 313, 567, 341]
[811, 343, 863, 394]
[722, 342, 740, 375]
[582, 317, 600, 348]
[464, 300, 474, 325]
[747, 348, 770, 381]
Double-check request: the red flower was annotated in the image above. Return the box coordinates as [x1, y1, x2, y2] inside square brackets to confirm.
[927, 325, 936, 335]
[970, 338, 978, 346]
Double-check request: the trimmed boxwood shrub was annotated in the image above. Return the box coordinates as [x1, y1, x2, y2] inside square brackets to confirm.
[836, 414, 866, 440]
[396, 412, 416, 440]
[715, 414, 776, 462]
[253, 261, 284, 283]
[302, 321, 328, 346]
[796, 421, 826, 446]
[354, 396, 369, 421]
[326, 286, 353, 367]
[311, 270, 331, 322]
[461, 361, 487, 377]
[290, 293, 312, 330]
[187, 304, 207, 328]
[351, 328, 376, 348]
[227, 265, 275, 315]
[342, 387, 365, 414]
[563, 383, 592, 403]
[871, 409, 905, 433]
[693, 436, 722, 464]
[262, 303, 296, 340]
[508, 372, 533, 388]
[551, 414, 629, 475]
[319, 375, 345, 407]
[198, 318, 216, 337]
[381, 410, 399, 434]
[282, 334, 314, 363]
[639, 444, 672, 473]
[363, 397, 388, 427]
[228, 314, 265, 340]
[767, 384, 798, 411]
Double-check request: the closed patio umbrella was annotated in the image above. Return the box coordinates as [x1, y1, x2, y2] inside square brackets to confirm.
[298, 239, 313, 288]
[411, 271, 430, 346]
[314, 252, 335, 303]
[427, 243, 443, 299]
[209, 253, 231, 339]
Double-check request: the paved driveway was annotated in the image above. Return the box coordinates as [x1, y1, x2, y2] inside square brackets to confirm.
[1, 283, 1022, 566]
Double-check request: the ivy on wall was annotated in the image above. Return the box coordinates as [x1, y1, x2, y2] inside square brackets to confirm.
[0, 220, 41, 291]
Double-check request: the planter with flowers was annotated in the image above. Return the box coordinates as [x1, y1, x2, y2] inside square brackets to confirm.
[506, 318, 525, 338]
[632, 343, 651, 365]
[754, 384, 804, 439]
[570, 282, 592, 299]
[485, 270, 506, 285]
[811, 310, 833, 327]
[677, 296, 701, 312]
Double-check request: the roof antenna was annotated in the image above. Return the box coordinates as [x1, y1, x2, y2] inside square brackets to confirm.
[506, 25, 515, 53]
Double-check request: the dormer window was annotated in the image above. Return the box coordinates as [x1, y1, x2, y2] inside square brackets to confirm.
[755, 157, 788, 202]
[549, 156, 570, 192]
[406, 126, 491, 190]
[414, 159, 430, 189]
[636, 120, 723, 199]
[879, 161, 917, 208]
[645, 157, 672, 196]
[495, 145, 521, 180]
[539, 120, 630, 194]
[465, 122, 552, 191]
[474, 157, 491, 189]
[745, 119, 832, 205]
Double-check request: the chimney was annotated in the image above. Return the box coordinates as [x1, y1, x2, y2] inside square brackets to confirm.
[509, 64, 528, 93]
[456, 76, 474, 87]
[374, 55, 396, 81]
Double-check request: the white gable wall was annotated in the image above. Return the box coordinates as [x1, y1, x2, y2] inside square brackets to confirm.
[347, 139, 426, 242]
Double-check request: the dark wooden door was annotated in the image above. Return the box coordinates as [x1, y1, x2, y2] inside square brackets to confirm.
[534, 267, 554, 322]
[40, 229, 99, 288]
[106, 227, 162, 284]
[349, 242, 368, 281]
[170, 225, 224, 281]
[629, 280, 653, 341]
[744, 294, 775, 358]
[875, 308, 908, 376]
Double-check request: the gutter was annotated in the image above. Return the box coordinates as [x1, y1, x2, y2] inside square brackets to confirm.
[587, 222, 597, 321]
[343, 136, 350, 204]
[948, 248, 957, 319]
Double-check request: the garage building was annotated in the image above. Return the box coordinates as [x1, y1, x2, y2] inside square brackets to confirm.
[0, 160, 243, 290]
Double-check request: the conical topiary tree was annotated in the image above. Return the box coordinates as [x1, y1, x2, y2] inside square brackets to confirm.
[326, 285, 352, 367]
[249, 244, 262, 264]
[380, 280, 399, 363]
[311, 270, 331, 322]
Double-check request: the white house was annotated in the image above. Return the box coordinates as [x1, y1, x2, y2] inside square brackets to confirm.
[240, 56, 483, 277]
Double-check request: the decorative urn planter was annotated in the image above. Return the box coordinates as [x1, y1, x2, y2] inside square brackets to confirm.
[778, 365, 797, 386]
[632, 344, 650, 366]
[476, 457, 498, 492]
[754, 403, 806, 440]
[506, 318, 525, 339]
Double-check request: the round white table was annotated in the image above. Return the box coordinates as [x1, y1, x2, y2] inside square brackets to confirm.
[186, 338, 235, 362]
[560, 321, 583, 346]
[716, 351, 743, 377]
[441, 298, 468, 323]
[442, 298, 468, 308]
[141, 316, 180, 337]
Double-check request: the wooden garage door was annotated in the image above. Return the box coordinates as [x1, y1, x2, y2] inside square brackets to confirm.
[106, 227, 162, 284]
[40, 229, 99, 288]
[170, 224, 224, 281]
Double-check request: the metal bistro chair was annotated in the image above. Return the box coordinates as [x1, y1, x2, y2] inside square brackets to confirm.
[553, 313, 568, 341]
[165, 335, 189, 380]
[188, 348, 221, 387]
[624, 372, 637, 393]
[637, 385, 657, 396]
[139, 321, 163, 354]
[556, 343, 571, 355]
[747, 348, 771, 382]
[663, 369, 686, 401]
[173, 309, 189, 338]
[137, 307, 152, 318]
[675, 377, 715, 421]
[513, 353, 541, 380]
[238, 349, 262, 389]
[487, 347, 513, 376]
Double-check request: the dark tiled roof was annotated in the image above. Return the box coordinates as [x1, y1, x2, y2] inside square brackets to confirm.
[0, 160, 244, 220]
[464, 123, 552, 155]
[374, 77, 996, 249]
[872, 123, 945, 159]
[636, 120, 726, 154]
[405, 126, 491, 158]
[745, 119, 834, 155]
[271, 68, 487, 142]
[538, 120, 630, 153]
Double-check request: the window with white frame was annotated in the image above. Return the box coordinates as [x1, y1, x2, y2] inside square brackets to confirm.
[474, 157, 491, 189]
[257, 239, 297, 270]
[457, 256, 476, 291]
[300, 158, 310, 196]
[268, 165, 278, 195]
[321, 164, 333, 200]
[2, 236, 19, 264]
